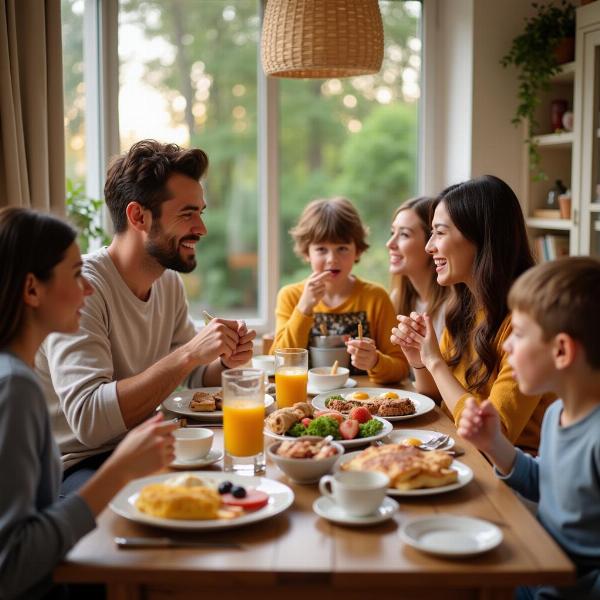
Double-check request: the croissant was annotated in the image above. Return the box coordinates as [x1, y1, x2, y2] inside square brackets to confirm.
[265, 408, 299, 435]
[291, 402, 313, 419]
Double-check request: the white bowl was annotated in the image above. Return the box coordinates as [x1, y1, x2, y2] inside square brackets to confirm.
[252, 354, 275, 376]
[174, 427, 214, 461]
[268, 437, 344, 484]
[308, 367, 350, 391]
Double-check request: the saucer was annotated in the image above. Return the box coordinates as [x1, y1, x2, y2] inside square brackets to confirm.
[312, 495, 398, 526]
[307, 377, 357, 396]
[170, 449, 223, 470]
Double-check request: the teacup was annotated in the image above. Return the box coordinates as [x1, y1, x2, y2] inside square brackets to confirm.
[174, 428, 214, 461]
[319, 471, 389, 517]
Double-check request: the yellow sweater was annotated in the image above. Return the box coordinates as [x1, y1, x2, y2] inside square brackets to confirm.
[440, 314, 554, 454]
[272, 277, 408, 385]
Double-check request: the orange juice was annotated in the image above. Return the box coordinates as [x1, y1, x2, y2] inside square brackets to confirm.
[223, 400, 265, 457]
[275, 367, 308, 408]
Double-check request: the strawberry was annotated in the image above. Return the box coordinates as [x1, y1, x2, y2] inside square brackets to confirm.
[339, 419, 360, 440]
[301, 417, 312, 427]
[349, 406, 371, 424]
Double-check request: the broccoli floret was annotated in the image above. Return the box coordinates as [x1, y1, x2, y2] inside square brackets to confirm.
[359, 419, 383, 438]
[324, 395, 345, 408]
[287, 423, 308, 437]
[306, 416, 340, 439]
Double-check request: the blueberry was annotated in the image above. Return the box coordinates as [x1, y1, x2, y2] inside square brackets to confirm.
[231, 485, 247, 498]
[218, 481, 233, 494]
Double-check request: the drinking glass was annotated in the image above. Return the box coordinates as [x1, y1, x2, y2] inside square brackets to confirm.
[222, 368, 266, 475]
[274, 348, 308, 408]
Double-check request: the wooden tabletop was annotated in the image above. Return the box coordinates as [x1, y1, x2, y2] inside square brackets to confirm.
[54, 378, 574, 600]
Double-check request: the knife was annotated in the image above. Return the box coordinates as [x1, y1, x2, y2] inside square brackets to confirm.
[115, 536, 242, 549]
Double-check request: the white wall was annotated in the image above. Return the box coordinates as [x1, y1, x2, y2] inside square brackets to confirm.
[423, 0, 553, 198]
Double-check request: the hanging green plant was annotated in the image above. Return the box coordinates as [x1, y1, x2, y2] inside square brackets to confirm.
[501, 1, 575, 181]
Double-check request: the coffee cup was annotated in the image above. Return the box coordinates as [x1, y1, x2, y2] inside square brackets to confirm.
[174, 428, 214, 461]
[319, 471, 389, 516]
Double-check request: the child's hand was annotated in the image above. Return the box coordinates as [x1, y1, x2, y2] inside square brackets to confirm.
[457, 398, 502, 454]
[297, 271, 332, 315]
[106, 413, 177, 481]
[346, 337, 378, 370]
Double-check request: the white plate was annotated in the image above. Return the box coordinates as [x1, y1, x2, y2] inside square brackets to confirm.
[385, 429, 455, 450]
[264, 415, 393, 449]
[162, 388, 274, 421]
[335, 451, 473, 496]
[400, 515, 503, 556]
[170, 449, 223, 469]
[313, 496, 398, 526]
[109, 471, 294, 531]
[311, 388, 436, 422]
[307, 377, 357, 396]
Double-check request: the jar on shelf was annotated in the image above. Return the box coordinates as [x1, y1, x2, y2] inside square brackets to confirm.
[547, 180, 567, 210]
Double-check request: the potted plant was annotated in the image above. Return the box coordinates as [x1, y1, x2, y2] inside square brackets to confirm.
[501, 1, 575, 180]
[65, 178, 110, 253]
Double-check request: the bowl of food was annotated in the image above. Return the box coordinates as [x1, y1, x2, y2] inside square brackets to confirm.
[309, 346, 350, 369]
[267, 436, 344, 484]
[308, 366, 350, 392]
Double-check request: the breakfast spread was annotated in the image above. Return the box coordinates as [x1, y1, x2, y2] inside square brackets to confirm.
[276, 439, 338, 460]
[324, 390, 416, 417]
[189, 389, 223, 412]
[265, 402, 384, 441]
[135, 474, 269, 520]
[340, 445, 458, 490]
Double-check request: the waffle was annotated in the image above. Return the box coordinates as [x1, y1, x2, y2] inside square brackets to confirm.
[341, 444, 457, 490]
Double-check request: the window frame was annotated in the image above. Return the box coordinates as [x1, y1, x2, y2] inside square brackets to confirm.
[76, 0, 427, 335]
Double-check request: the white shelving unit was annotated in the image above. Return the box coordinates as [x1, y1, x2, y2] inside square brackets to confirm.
[521, 3, 600, 259]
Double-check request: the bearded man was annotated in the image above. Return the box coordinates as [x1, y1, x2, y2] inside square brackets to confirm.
[36, 140, 255, 493]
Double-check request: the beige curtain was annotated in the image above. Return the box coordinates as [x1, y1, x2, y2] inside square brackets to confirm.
[0, 0, 65, 213]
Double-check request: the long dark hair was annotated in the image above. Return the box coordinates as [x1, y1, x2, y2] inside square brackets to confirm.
[0, 208, 77, 348]
[389, 196, 448, 319]
[438, 175, 534, 392]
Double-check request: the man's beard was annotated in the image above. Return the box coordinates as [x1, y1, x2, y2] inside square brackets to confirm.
[146, 222, 198, 273]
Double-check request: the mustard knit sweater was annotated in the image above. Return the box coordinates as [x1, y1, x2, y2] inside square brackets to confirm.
[272, 277, 408, 385]
[440, 313, 554, 454]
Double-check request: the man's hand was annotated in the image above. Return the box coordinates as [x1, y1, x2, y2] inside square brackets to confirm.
[297, 271, 332, 316]
[185, 318, 240, 366]
[222, 320, 257, 368]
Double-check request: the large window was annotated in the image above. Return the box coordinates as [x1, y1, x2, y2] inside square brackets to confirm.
[61, 0, 421, 329]
[279, 1, 421, 289]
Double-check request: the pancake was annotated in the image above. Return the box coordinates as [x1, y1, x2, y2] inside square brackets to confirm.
[341, 444, 457, 490]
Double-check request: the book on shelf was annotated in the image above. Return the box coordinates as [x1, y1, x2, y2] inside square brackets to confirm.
[534, 234, 569, 262]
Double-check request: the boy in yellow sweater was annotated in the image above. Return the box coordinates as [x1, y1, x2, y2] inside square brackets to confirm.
[272, 197, 408, 385]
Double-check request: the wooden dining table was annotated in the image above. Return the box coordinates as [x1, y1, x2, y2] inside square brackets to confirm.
[53, 377, 574, 600]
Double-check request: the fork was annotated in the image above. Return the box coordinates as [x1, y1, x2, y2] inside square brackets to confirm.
[418, 433, 449, 450]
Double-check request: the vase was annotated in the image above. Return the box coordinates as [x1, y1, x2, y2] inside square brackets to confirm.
[554, 37, 575, 64]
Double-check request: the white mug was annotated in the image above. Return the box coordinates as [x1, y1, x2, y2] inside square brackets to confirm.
[174, 428, 214, 461]
[319, 471, 389, 517]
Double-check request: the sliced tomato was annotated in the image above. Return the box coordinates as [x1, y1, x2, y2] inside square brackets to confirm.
[221, 489, 269, 511]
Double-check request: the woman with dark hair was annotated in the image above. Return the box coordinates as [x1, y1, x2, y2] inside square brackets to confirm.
[391, 175, 554, 454]
[387, 197, 449, 340]
[0, 207, 177, 600]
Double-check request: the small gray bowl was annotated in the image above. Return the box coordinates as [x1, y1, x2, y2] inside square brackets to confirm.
[268, 437, 344, 484]
[311, 334, 348, 348]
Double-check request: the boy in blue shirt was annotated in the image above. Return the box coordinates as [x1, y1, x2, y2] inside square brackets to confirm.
[458, 257, 600, 599]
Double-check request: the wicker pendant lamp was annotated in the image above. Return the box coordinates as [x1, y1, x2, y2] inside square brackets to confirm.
[261, 0, 384, 78]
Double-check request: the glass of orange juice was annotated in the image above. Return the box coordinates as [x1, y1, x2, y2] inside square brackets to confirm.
[274, 348, 308, 408]
[222, 368, 266, 475]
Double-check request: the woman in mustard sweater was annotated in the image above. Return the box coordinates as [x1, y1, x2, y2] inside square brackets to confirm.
[273, 197, 408, 385]
[391, 175, 553, 454]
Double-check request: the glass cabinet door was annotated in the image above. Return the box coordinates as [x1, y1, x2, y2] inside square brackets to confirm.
[576, 18, 600, 256]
